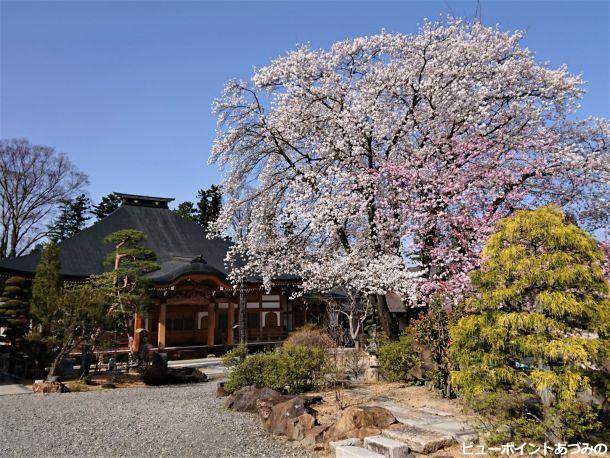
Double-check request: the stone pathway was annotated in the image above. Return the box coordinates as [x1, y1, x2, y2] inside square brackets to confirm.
[334, 400, 478, 457]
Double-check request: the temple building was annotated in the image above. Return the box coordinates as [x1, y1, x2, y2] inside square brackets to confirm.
[0, 193, 327, 356]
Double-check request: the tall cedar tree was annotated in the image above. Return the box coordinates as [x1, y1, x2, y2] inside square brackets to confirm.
[450, 205, 610, 442]
[173, 185, 222, 228]
[48, 194, 91, 242]
[196, 185, 222, 229]
[100, 229, 159, 361]
[92, 193, 121, 220]
[28, 242, 61, 375]
[0, 276, 30, 372]
[30, 242, 62, 335]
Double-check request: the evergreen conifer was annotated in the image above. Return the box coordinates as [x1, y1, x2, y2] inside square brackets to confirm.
[450, 205, 609, 441]
[92, 193, 121, 220]
[30, 242, 62, 335]
[0, 276, 30, 371]
[48, 194, 91, 242]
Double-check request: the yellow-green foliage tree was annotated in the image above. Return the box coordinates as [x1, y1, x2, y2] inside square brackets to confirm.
[450, 205, 609, 442]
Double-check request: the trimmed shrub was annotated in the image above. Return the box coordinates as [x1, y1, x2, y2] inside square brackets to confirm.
[224, 351, 274, 393]
[377, 332, 418, 382]
[224, 344, 326, 394]
[283, 324, 336, 349]
[278, 344, 327, 393]
[222, 343, 248, 368]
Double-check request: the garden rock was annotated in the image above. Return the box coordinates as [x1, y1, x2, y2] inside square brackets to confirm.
[286, 413, 316, 441]
[301, 424, 331, 448]
[224, 385, 285, 412]
[32, 380, 70, 393]
[330, 406, 396, 441]
[216, 381, 228, 397]
[257, 396, 309, 436]
[169, 367, 208, 384]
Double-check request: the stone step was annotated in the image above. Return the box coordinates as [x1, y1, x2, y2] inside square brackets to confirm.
[382, 424, 455, 454]
[364, 435, 414, 458]
[330, 438, 363, 450]
[414, 406, 451, 417]
[372, 401, 479, 445]
[372, 402, 447, 426]
[335, 445, 385, 458]
[423, 420, 479, 444]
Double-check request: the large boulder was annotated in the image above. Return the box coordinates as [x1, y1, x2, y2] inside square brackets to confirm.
[257, 396, 310, 436]
[329, 406, 396, 441]
[32, 380, 70, 393]
[286, 413, 316, 441]
[224, 386, 285, 413]
[169, 367, 208, 384]
[257, 395, 331, 446]
[302, 424, 332, 448]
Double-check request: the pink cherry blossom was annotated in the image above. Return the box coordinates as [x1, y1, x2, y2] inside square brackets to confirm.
[210, 19, 609, 308]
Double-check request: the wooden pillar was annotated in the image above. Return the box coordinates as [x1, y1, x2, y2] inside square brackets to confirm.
[158, 303, 166, 349]
[227, 303, 235, 346]
[207, 302, 216, 346]
[133, 312, 142, 352]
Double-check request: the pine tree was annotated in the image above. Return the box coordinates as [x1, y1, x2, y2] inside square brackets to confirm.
[174, 201, 197, 222]
[43, 281, 113, 379]
[100, 229, 159, 365]
[450, 205, 609, 442]
[48, 200, 72, 242]
[30, 242, 62, 335]
[0, 276, 30, 372]
[92, 193, 121, 220]
[48, 194, 91, 242]
[196, 185, 222, 229]
[68, 194, 90, 233]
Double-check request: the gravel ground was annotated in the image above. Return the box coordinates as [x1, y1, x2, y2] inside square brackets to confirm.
[0, 382, 312, 457]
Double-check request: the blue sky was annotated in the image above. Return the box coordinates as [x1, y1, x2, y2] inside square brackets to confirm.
[1, 0, 609, 208]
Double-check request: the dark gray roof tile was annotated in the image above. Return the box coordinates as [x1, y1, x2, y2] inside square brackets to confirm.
[0, 204, 232, 281]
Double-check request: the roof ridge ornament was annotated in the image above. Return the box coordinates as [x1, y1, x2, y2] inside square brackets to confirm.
[190, 255, 207, 264]
[115, 193, 175, 208]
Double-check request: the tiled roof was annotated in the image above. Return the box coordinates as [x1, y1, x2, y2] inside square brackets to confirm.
[0, 201, 233, 282]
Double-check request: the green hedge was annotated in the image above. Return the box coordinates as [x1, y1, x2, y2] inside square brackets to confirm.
[224, 344, 326, 394]
[377, 332, 418, 382]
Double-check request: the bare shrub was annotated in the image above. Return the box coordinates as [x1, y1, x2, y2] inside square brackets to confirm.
[283, 324, 336, 349]
[343, 348, 367, 380]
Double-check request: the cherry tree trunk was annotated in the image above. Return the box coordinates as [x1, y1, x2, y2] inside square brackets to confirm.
[372, 294, 399, 339]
